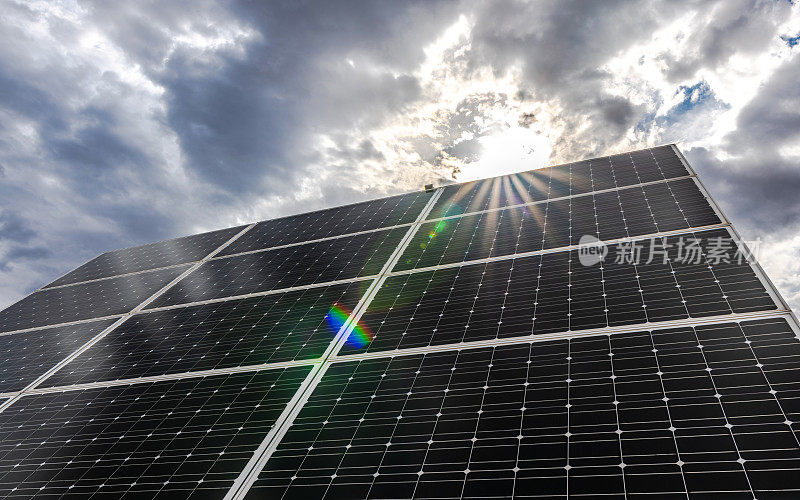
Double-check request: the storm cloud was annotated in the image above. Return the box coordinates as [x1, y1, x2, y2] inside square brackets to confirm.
[1, 0, 799, 311]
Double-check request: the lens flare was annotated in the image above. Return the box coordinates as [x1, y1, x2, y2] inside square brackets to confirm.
[326, 303, 373, 348]
[440, 202, 464, 218]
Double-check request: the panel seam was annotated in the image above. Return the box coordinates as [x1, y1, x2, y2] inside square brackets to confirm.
[331, 309, 794, 363]
[36, 222, 418, 292]
[0, 357, 321, 399]
[211, 222, 415, 261]
[88, 223, 736, 319]
[390, 222, 732, 276]
[0, 222, 746, 336]
[40, 261, 200, 291]
[0, 315, 125, 338]
[139, 275, 376, 315]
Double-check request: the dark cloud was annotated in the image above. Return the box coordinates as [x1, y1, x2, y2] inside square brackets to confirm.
[659, 0, 789, 82]
[685, 53, 800, 236]
[461, 0, 677, 159]
[725, 54, 800, 154]
[467, 0, 654, 91]
[82, 0, 455, 196]
[5, 246, 52, 262]
[0, 0, 799, 311]
[50, 119, 149, 172]
[596, 95, 639, 129]
[686, 147, 800, 234]
[0, 211, 36, 243]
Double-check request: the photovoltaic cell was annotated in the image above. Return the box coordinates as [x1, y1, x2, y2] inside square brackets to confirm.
[0, 319, 114, 393]
[429, 145, 689, 218]
[43, 282, 364, 388]
[248, 318, 800, 499]
[148, 227, 407, 309]
[342, 229, 775, 356]
[0, 265, 190, 333]
[220, 191, 431, 256]
[0, 366, 310, 499]
[397, 177, 718, 272]
[44, 226, 246, 289]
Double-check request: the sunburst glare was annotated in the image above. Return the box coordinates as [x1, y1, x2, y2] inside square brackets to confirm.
[454, 126, 552, 182]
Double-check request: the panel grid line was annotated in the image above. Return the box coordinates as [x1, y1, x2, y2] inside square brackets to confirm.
[388, 222, 731, 277]
[38, 261, 199, 292]
[330, 310, 795, 363]
[0, 314, 125, 338]
[0, 358, 321, 399]
[116, 223, 738, 322]
[32, 211, 421, 293]
[0, 220, 732, 340]
[209, 222, 416, 262]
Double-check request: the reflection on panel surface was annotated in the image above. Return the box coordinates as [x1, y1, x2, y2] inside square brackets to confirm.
[343, 229, 774, 355]
[0, 265, 189, 333]
[397, 178, 718, 271]
[0, 319, 114, 392]
[0, 366, 310, 499]
[44, 283, 364, 387]
[249, 318, 800, 499]
[45, 226, 246, 288]
[430, 145, 688, 218]
[221, 191, 431, 256]
[148, 228, 405, 309]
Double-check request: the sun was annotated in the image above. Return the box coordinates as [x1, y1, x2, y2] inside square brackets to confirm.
[454, 126, 552, 182]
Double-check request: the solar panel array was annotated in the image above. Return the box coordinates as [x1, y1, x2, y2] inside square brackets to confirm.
[1, 144, 798, 499]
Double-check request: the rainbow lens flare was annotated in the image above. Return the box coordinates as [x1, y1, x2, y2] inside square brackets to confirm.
[421, 219, 448, 248]
[325, 303, 374, 348]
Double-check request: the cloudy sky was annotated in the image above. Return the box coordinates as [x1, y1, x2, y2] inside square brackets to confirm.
[1, 0, 799, 312]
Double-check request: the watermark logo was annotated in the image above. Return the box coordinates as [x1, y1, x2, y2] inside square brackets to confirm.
[578, 234, 608, 266]
[577, 234, 762, 267]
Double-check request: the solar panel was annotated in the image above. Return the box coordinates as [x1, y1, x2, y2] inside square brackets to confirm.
[0, 265, 190, 333]
[147, 227, 408, 309]
[44, 225, 247, 288]
[0, 367, 311, 498]
[341, 229, 776, 356]
[42, 283, 364, 388]
[0, 145, 797, 499]
[396, 178, 720, 272]
[0, 319, 114, 392]
[221, 191, 432, 256]
[247, 318, 800, 499]
[430, 145, 689, 218]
